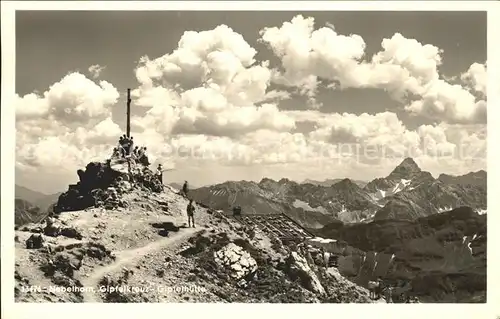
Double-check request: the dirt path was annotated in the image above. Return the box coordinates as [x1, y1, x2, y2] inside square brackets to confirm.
[81, 227, 200, 302]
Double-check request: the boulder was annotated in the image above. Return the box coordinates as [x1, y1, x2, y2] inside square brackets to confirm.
[285, 251, 326, 295]
[42, 252, 82, 278]
[44, 217, 61, 237]
[44, 218, 83, 240]
[26, 234, 45, 249]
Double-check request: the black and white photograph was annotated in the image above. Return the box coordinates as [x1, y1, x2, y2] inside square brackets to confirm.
[2, 1, 498, 311]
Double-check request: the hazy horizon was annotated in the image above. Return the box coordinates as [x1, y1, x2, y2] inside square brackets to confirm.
[15, 158, 488, 195]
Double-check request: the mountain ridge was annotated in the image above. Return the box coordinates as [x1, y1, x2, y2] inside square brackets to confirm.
[190, 158, 486, 224]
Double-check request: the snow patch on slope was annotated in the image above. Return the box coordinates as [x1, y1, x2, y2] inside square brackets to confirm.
[438, 206, 453, 213]
[371, 179, 412, 201]
[391, 179, 411, 194]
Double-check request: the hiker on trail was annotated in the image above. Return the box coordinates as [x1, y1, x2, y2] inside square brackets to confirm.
[187, 199, 195, 228]
[182, 180, 189, 197]
[156, 164, 164, 184]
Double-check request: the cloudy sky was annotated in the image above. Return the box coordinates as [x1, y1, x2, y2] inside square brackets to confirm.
[15, 10, 487, 194]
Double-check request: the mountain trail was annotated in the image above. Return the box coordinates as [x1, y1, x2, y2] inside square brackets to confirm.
[81, 227, 201, 302]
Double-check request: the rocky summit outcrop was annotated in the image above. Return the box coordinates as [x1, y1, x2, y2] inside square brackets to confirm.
[54, 159, 163, 213]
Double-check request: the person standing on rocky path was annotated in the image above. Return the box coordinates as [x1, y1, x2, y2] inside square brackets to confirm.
[182, 180, 189, 197]
[187, 199, 195, 228]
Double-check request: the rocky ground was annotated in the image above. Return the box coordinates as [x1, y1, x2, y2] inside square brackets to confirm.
[14, 162, 384, 303]
[314, 206, 487, 303]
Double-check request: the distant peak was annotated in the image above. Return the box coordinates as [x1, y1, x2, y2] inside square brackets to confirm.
[389, 157, 421, 179]
[278, 178, 291, 184]
[401, 157, 419, 167]
[259, 177, 276, 184]
[332, 178, 359, 189]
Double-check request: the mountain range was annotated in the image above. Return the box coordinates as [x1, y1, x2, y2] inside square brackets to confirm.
[15, 157, 487, 229]
[302, 178, 367, 188]
[190, 158, 487, 227]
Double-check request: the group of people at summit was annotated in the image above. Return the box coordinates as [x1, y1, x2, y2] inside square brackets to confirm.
[112, 135, 150, 166]
[110, 134, 196, 227]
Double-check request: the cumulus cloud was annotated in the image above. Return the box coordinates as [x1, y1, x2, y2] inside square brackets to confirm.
[461, 62, 487, 95]
[404, 79, 487, 124]
[131, 24, 295, 138]
[16, 72, 121, 172]
[88, 64, 106, 79]
[15, 17, 486, 188]
[16, 72, 119, 125]
[260, 15, 486, 124]
[282, 110, 485, 166]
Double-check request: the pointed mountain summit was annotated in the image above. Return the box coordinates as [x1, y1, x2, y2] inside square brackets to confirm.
[388, 157, 422, 180]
